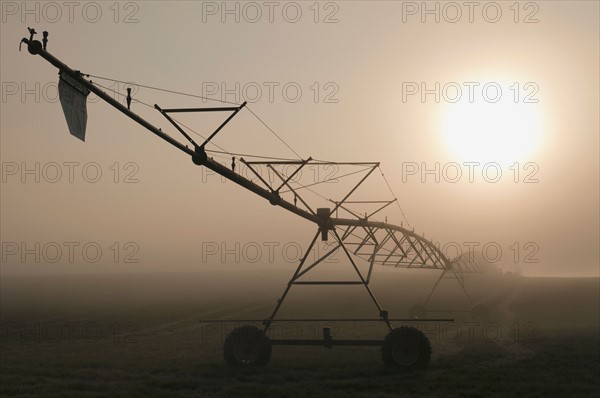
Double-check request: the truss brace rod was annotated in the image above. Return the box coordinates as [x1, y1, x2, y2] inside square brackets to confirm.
[333, 229, 392, 330]
[274, 157, 312, 193]
[200, 101, 247, 148]
[367, 199, 397, 219]
[200, 318, 454, 322]
[293, 243, 341, 280]
[245, 161, 379, 166]
[330, 164, 379, 216]
[329, 200, 363, 220]
[240, 158, 274, 192]
[263, 230, 321, 332]
[162, 107, 239, 113]
[155, 104, 198, 147]
[267, 164, 315, 215]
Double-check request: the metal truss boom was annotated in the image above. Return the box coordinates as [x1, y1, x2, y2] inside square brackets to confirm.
[21, 32, 485, 331]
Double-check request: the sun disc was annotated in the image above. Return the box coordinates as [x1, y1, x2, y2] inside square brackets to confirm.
[442, 97, 542, 165]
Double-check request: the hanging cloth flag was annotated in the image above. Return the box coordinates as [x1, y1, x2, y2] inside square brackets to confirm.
[58, 72, 90, 141]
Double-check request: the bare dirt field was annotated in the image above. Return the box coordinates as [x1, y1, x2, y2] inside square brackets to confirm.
[1, 270, 598, 397]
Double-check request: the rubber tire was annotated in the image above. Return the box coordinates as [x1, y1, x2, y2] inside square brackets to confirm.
[471, 304, 490, 321]
[381, 327, 431, 370]
[409, 304, 428, 319]
[223, 325, 272, 368]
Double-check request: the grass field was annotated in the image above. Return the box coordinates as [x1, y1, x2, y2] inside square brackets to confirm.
[1, 271, 598, 397]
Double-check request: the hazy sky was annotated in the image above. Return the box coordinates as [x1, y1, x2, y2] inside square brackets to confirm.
[1, 1, 598, 277]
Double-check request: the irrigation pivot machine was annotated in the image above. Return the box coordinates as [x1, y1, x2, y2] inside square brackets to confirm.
[20, 30, 487, 370]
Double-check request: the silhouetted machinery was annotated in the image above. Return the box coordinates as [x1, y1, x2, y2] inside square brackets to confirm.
[20, 30, 490, 370]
